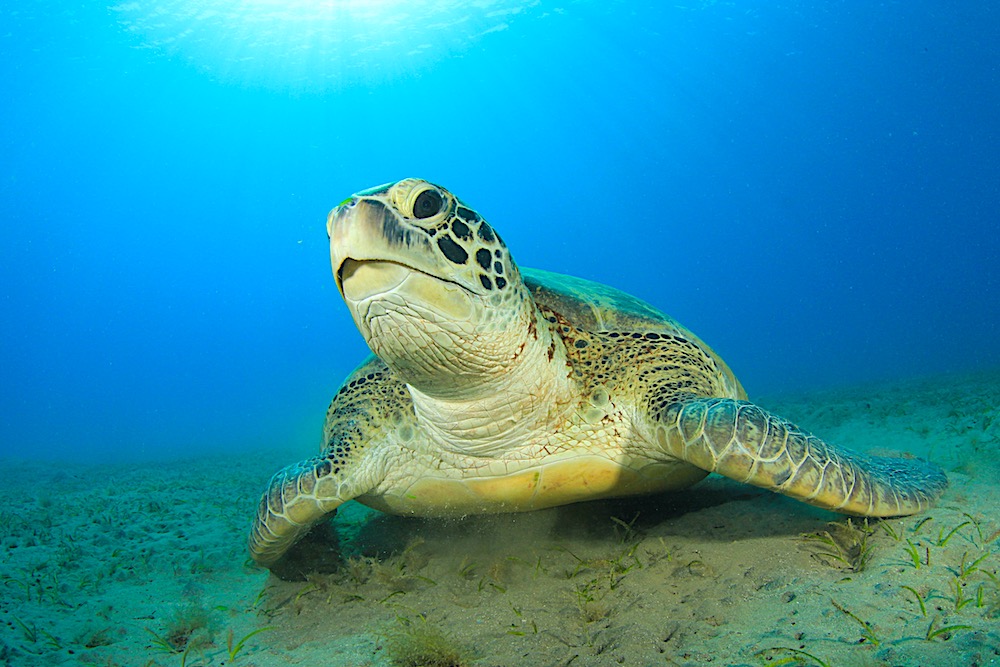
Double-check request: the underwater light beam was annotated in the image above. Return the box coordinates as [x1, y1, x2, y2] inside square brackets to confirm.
[112, 0, 518, 87]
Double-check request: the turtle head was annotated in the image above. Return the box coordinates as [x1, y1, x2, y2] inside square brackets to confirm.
[327, 178, 532, 398]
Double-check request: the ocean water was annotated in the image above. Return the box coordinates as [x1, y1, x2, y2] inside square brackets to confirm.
[1, 2, 999, 666]
[2, 0, 997, 463]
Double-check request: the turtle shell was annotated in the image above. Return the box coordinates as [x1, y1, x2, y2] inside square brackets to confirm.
[521, 267, 747, 401]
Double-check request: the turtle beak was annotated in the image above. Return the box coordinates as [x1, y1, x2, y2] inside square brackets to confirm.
[327, 198, 402, 296]
[334, 258, 353, 297]
[327, 202, 354, 296]
[327, 199, 351, 241]
[327, 195, 467, 300]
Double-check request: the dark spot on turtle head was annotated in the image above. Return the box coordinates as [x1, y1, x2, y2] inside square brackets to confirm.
[494, 261, 504, 275]
[479, 274, 493, 290]
[452, 219, 472, 240]
[496, 276, 507, 289]
[475, 248, 492, 270]
[417, 224, 439, 238]
[457, 206, 479, 222]
[437, 236, 468, 264]
[478, 222, 495, 243]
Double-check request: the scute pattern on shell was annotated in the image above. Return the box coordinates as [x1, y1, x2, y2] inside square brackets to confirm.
[539, 303, 731, 418]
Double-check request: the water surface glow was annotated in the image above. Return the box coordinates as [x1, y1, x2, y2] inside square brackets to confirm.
[111, 0, 540, 87]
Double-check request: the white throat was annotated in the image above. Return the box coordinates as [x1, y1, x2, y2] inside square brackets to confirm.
[407, 308, 574, 457]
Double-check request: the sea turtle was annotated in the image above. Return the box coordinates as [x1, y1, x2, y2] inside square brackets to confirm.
[249, 178, 947, 568]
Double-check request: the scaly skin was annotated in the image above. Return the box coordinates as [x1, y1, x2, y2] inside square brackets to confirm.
[653, 398, 947, 516]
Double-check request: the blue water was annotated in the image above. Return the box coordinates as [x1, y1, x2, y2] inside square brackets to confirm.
[1, 1, 997, 463]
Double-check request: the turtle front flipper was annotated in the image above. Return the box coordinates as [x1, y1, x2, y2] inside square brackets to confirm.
[249, 456, 355, 567]
[651, 397, 947, 516]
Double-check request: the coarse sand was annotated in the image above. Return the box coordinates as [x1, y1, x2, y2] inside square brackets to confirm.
[2, 368, 999, 666]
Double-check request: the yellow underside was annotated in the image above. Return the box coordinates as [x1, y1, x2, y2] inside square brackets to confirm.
[357, 456, 708, 516]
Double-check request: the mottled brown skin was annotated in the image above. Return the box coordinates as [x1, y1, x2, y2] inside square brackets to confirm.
[249, 179, 947, 569]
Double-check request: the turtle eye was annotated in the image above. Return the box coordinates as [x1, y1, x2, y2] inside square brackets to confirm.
[412, 189, 444, 219]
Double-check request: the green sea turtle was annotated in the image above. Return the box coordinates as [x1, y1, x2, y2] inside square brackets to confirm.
[249, 178, 947, 568]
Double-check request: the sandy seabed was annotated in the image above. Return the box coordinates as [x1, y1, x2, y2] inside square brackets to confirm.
[2, 369, 999, 667]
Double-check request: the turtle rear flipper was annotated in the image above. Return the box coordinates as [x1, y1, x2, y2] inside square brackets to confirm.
[652, 397, 947, 516]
